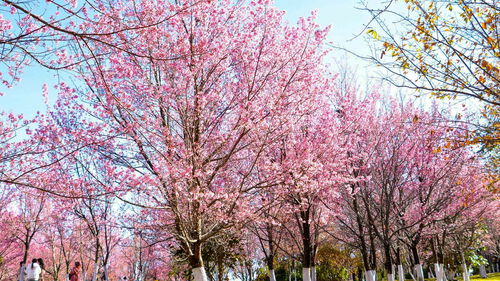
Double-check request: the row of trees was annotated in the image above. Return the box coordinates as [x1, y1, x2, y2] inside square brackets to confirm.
[0, 0, 498, 281]
[1, 88, 498, 281]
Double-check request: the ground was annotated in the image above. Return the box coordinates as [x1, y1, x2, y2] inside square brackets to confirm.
[410, 273, 500, 281]
[471, 273, 500, 281]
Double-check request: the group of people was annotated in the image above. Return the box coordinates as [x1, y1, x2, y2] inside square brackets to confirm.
[18, 259, 46, 281]
[18, 259, 81, 281]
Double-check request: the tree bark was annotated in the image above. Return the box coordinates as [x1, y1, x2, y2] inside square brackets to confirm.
[269, 269, 276, 281]
[479, 265, 487, 278]
[398, 264, 405, 281]
[364, 270, 376, 281]
[190, 242, 208, 281]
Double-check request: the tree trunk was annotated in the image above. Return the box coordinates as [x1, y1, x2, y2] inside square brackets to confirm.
[397, 265, 404, 281]
[414, 264, 424, 281]
[190, 242, 208, 281]
[269, 269, 276, 281]
[441, 264, 447, 281]
[300, 210, 312, 281]
[92, 261, 99, 281]
[22, 242, 30, 264]
[311, 249, 317, 281]
[479, 265, 487, 278]
[267, 223, 276, 281]
[410, 243, 423, 281]
[104, 264, 109, 281]
[447, 269, 455, 281]
[364, 270, 376, 281]
[384, 244, 393, 281]
[303, 267, 311, 281]
[462, 263, 470, 281]
[311, 266, 317, 281]
[435, 263, 443, 281]
[193, 267, 208, 281]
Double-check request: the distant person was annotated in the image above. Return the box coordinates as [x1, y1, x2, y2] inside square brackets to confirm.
[17, 261, 26, 281]
[37, 259, 45, 281]
[68, 262, 81, 281]
[25, 258, 41, 281]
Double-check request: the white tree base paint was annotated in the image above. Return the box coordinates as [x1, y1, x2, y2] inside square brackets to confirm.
[435, 263, 443, 281]
[192, 267, 208, 281]
[440, 264, 447, 281]
[398, 264, 405, 281]
[447, 270, 456, 281]
[303, 267, 311, 281]
[479, 265, 487, 278]
[92, 261, 99, 281]
[365, 270, 376, 281]
[311, 267, 317, 281]
[270, 269, 276, 281]
[388, 273, 395, 281]
[415, 264, 424, 281]
[462, 264, 470, 281]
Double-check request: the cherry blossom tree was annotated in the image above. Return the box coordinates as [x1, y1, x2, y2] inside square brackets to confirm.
[11, 1, 336, 280]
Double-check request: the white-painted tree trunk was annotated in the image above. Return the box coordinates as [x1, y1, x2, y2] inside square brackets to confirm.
[270, 269, 277, 281]
[311, 267, 317, 281]
[388, 273, 395, 281]
[479, 265, 487, 278]
[365, 270, 376, 281]
[414, 264, 424, 281]
[462, 264, 470, 281]
[440, 264, 447, 281]
[65, 274, 70, 281]
[91, 260, 99, 281]
[192, 267, 208, 281]
[303, 267, 311, 281]
[398, 264, 405, 281]
[435, 263, 443, 281]
[104, 264, 109, 281]
[447, 270, 456, 281]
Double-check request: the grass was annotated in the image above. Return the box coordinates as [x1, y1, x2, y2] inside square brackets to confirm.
[405, 273, 500, 281]
[471, 273, 500, 281]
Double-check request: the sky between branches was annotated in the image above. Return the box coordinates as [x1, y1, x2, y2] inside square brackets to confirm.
[0, 0, 434, 118]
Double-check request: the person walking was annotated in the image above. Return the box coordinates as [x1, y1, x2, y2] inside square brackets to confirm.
[17, 261, 26, 281]
[37, 259, 45, 281]
[68, 262, 81, 281]
[25, 259, 41, 281]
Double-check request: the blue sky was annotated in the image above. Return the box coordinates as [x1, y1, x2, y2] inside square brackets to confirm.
[0, 0, 376, 118]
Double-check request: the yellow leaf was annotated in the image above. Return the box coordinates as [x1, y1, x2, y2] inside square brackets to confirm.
[367, 29, 380, 40]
